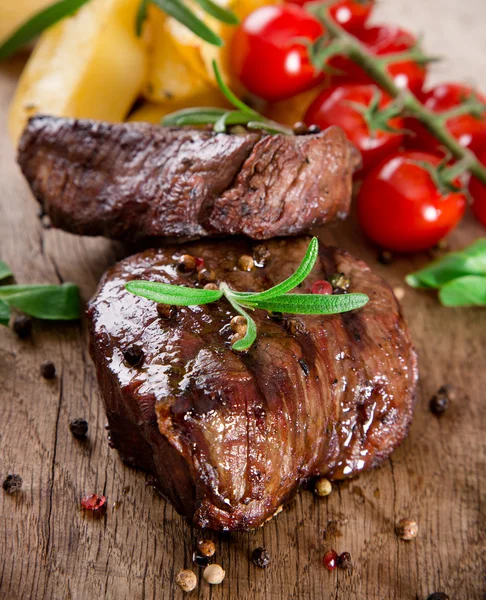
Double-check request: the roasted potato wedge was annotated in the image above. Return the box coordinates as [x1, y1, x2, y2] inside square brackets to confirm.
[9, 0, 147, 144]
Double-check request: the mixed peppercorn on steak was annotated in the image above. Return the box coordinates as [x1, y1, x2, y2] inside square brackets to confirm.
[18, 115, 358, 241]
[87, 237, 418, 531]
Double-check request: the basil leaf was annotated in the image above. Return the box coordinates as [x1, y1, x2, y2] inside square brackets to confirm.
[233, 238, 320, 302]
[149, 0, 224, 47]
[162, 107, 228, 127]
[223, 290, 257, 351]
[248, 293, 369, 315]
[0, 283, 81, 320]
[126, 280, 223, 305]
[0, 0, 92, 60]
[193, 0, 239, 25]
[0, 261, 13, 281]
[438, 275, 486, 307]
[406, 238, 486, 289]
[0, 300, 11, 327]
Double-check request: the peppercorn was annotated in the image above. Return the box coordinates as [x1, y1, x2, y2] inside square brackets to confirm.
[253, 244, 270, 267]
[396, 518, 418, 541]
[2, 474, 22, 494]
[427, 594, 449, 600]
[198, 539, 216, 558]
[377, 250, 394, 265]
[329, 273, 350, 291]
[203, 564, 225, 584]
[193, 551, 211, 568]
[292, 121, 309, 135]
[314, 477, 332, 497]
[40, 360, 56, 379]
[198, 268, 216, 284]
[123, 345, 144, 367]
[81, 493, 107, 514]
[69, 418, 88, 439]
[178, 254, 196, 273]
[230, 315, 247, 335]
[307, 124, 321, 134]
[337, 552, 352, 570]
[312, 280, 333, 295]
[231, 332, 245, 346]
[251, 547, 271, 569]
[323, 549, 338, 571]
[430, 384, 457, 416]
[157, 304, 176, 320]
[176, 569, 197, 593]
[13, 315, 32, 339]
[204, 283, 219, 291]
[238, 255, 255, 271]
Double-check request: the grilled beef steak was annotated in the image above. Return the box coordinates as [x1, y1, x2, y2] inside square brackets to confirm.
[18, 115, 358, 241]
[88, 237, 418, 531]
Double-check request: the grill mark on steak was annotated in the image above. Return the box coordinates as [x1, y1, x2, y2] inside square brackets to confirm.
[88, 237, 417, 530]
[18, 116, 358, 242]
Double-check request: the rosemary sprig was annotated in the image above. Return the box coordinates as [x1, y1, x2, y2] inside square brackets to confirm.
[125, 238, 369, 351]
[163, 61, 294, 135]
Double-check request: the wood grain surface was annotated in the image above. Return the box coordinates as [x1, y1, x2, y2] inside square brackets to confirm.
[0, 2, 485, 599]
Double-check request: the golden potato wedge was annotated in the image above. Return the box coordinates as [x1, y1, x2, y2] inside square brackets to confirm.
[0, 0, 54, 46]
[9, 0, 147, 144]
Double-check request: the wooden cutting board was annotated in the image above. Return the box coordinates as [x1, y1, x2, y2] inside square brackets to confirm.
[0, 1, 485, 598]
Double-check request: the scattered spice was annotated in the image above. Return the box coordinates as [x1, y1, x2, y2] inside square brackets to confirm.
[323, 549, 338, 571]
[329, 273, 350, 291]
[175, 569, 197, 593]
[69, 418, 88, 439]
[238, 255, 255, 271]
[307, 124, 321, 134]
[377, 250, 394, 265]
[314, 477, 332, 497]
[2, 474, 22, 494]
[430, 384, 457, 416]
[203, 564, 225, 584]
[396, 518, 418, 541]
[230, 315, 247, 335]
[204, 283, 219, 291]
[198, 268, 216, 284]
[40, 360, 56, 379]
[198, 539, 216, 558]
[427, 594, 449, 600]
[253, 244, 270, 267]
[123, 345, 144, 367]
[312, 280, 333, 295]
[13, 315, 32, 339]
[292, 121, 309, 135]
[80, 493, 107, 515]
[252, 547, 271, 569]
[195, 257, 205, 270]
[178, 254, 196, 273]
[157, 304, 176, 320]
[337, 552, 352, 570]
[193, 551, 211, 568]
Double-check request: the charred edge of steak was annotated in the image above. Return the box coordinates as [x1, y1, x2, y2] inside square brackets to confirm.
[87, 237, 417, 531]
[18, 116, 358, 242]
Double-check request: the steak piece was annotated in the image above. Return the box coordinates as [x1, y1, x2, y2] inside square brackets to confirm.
[18, 115, 358, 241]
[88, 237, 417, 531]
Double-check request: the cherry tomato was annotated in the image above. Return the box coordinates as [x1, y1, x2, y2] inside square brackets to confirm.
[405, 83, 486, 155]
[332, 25, 427, 96]
[304, 84, 404, 173]
[357, 151, 467, 252]
[468, 150, 486, 227]
[230, 5, 325, 102]
[285, 0, 374, 33]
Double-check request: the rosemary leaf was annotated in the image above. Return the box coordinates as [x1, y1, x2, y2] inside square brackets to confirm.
[250, 293, 369, 315]
[193, 0, 239, 25]
[163, 107, 228, 126]
[125, 280, 223, 305]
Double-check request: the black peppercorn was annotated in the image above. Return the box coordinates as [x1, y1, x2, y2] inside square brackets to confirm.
[307, 124, 321, 134]
[427, 594, 449, 600]
[13, 315, 32, 339]
[251, 547, 271, 569]
[2, 474, 23, 494]
[337, 551, 352, 570]
[40, 360, 56, 379]
[192, 551, 211, 568]
[69, 419, 88, 439]
[123, 345, 144, 367]
[377, 250, 394, 265]
[430, 392, 449, 416]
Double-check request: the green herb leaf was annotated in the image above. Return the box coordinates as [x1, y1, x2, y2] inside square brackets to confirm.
[0, 300, 11, 327]
[0, 283, 81, 320]
[125, 280, 223, 305]
[0, 0, 91, 60]
[135, 0, 150, 35]
[146, 0, 224, 47]
[406, 238, 486, 289]
[438, 275, 486, 307]
[0, 261, 13, 281]
[248, 292, 369, 314]
[222, 286, 257, 351]
[233, 237, 319, 302]
[193, 0, 239, 25]
[212, 60, 258, 115]
[162, 107, 228, 126]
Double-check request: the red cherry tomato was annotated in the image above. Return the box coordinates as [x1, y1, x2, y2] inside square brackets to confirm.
[230, 5, 325, 102]
[285, 0, 374, 33]
[332, 25, 427, 96]
[405, 83, 486, 155]
[468, 150, 486, 227]
[304, 84, 404, 173]
[357, 151, 467, 252]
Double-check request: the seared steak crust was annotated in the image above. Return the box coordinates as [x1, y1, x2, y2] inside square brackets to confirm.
[18, 116, 357, 241]
[88, 237, 417, 531]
